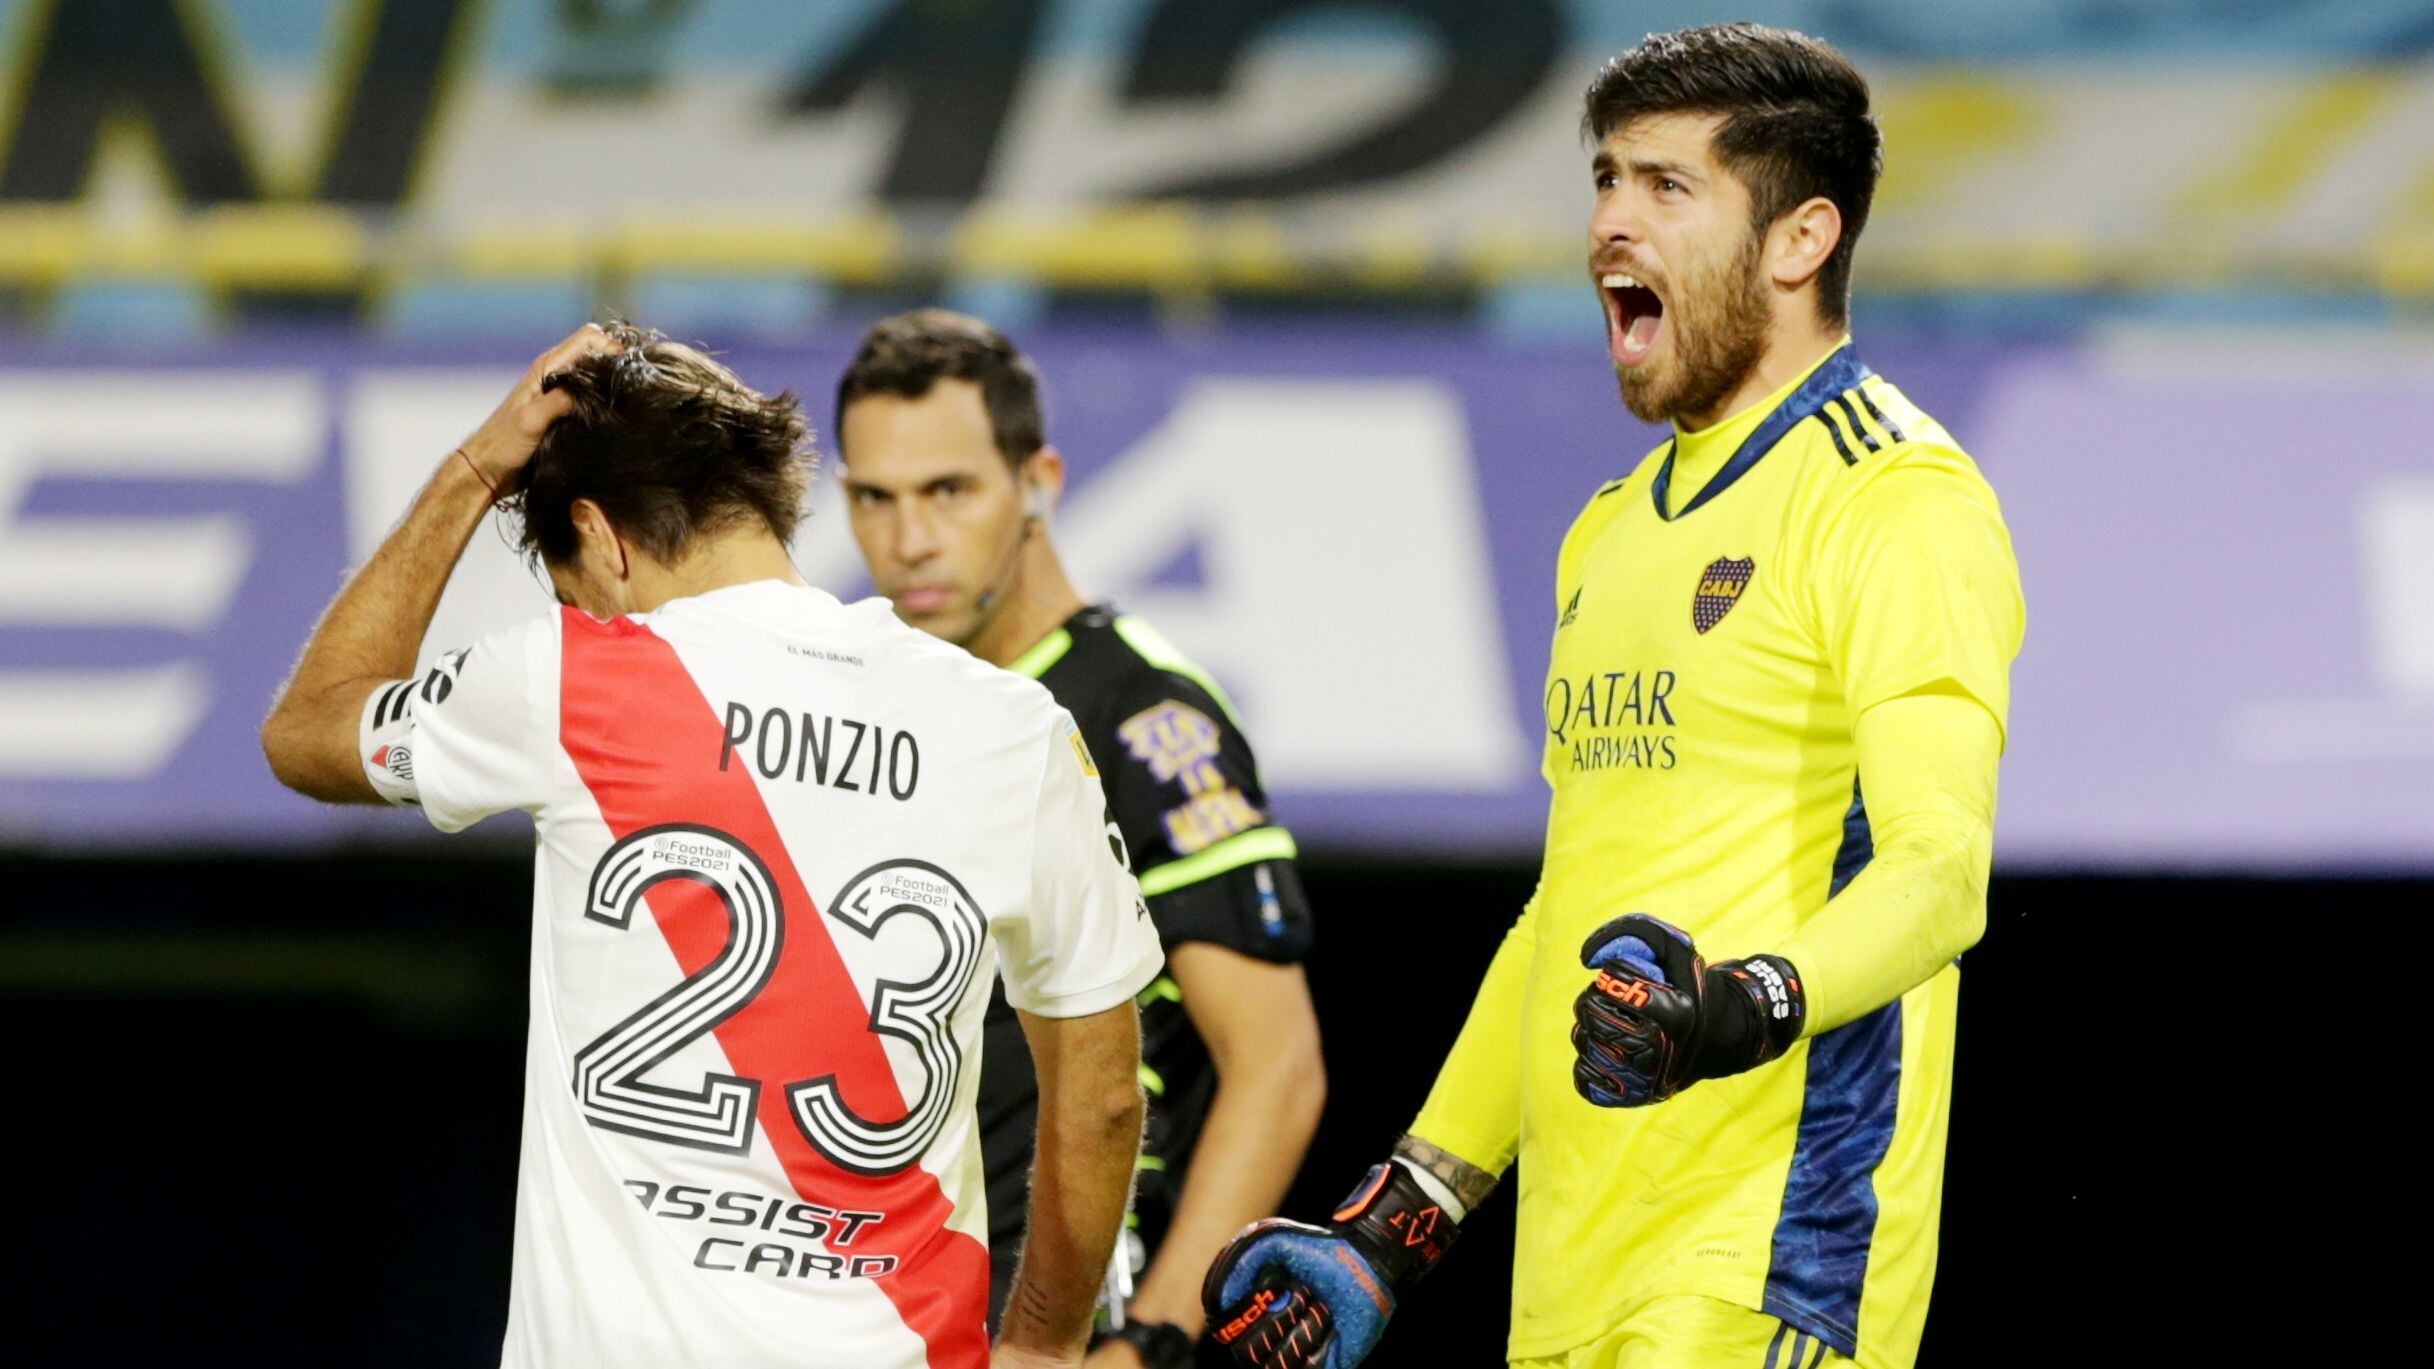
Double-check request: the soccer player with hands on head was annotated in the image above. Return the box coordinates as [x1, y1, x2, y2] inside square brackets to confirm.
[1206, 24, 2023, 1369]
[264, 323, 1159, 1369]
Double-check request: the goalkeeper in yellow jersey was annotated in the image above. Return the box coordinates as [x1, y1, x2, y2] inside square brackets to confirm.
[1204, 23, 2024, 1369]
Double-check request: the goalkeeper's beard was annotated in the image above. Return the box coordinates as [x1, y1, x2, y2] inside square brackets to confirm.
[1617, 232, 1772, 426]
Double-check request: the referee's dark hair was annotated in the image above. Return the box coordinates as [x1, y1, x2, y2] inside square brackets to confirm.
[510, 322, 813, 566]
[834, 308, 1045, 468]
[1584, 24, 1881, 328]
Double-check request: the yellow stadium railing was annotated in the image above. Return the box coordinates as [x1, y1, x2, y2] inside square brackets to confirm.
[0, 203, 2426, 305]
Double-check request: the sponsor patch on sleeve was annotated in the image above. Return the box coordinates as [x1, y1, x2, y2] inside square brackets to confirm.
[1117, 700, 1264, 855]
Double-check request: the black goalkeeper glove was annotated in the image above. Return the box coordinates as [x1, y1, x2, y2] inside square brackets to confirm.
[1571, 913, 1806, 1107]
[1200, 1159, 1459, 1369]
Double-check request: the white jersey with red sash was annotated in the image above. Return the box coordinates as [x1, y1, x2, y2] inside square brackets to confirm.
[359, 580, 1161, 1368]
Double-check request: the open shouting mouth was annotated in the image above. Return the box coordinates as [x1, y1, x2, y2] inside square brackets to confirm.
[1600, 271, 1665, 368]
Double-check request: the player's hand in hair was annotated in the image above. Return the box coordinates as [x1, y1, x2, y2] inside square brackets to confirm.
[460, 323, 624, 491]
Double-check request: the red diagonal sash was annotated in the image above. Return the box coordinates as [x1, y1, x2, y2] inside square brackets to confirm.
[559, 609, 987, 1367]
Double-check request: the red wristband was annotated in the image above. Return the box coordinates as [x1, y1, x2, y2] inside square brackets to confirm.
[456, 446, 500, 502]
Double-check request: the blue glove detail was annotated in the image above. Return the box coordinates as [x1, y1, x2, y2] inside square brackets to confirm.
[1572, 913, 1704, 1107]
[1207, 1162, 1457, 1368]
[1583, 933, 1668, 986]
[1573, 1049, 1644, 1107]
[1213, 1221, 1392, 1369]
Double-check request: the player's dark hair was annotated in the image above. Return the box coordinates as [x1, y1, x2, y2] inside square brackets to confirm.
[510, 322, 813, 566]
[1584, 24, 1880, 327]
[834, 308, 1044, 467]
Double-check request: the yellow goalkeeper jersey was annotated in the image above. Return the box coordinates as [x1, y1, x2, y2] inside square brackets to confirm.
[1412, 344, 2024, 1366]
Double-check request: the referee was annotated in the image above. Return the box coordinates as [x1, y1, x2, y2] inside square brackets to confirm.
[834, 310, 1327, 1369]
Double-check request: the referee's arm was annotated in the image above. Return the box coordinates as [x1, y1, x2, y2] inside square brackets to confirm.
[1118, 927, 1325, 1349]
[1097, 681, 1325, 1353]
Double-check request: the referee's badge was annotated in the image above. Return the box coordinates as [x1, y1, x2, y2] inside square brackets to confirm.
[1692, 556, 1755, 634]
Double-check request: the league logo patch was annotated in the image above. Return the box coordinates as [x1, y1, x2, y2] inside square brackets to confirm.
[1692, 556, 1754, 634]
[1062, 719, 1098, 778]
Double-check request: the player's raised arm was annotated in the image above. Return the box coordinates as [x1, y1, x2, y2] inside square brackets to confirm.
[260, 324, 609, 801]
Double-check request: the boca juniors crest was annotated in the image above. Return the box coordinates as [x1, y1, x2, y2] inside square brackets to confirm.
[1692, 557, 1755, 634]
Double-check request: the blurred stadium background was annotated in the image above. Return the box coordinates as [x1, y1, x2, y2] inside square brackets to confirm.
[3, 0, 2427, 1360]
